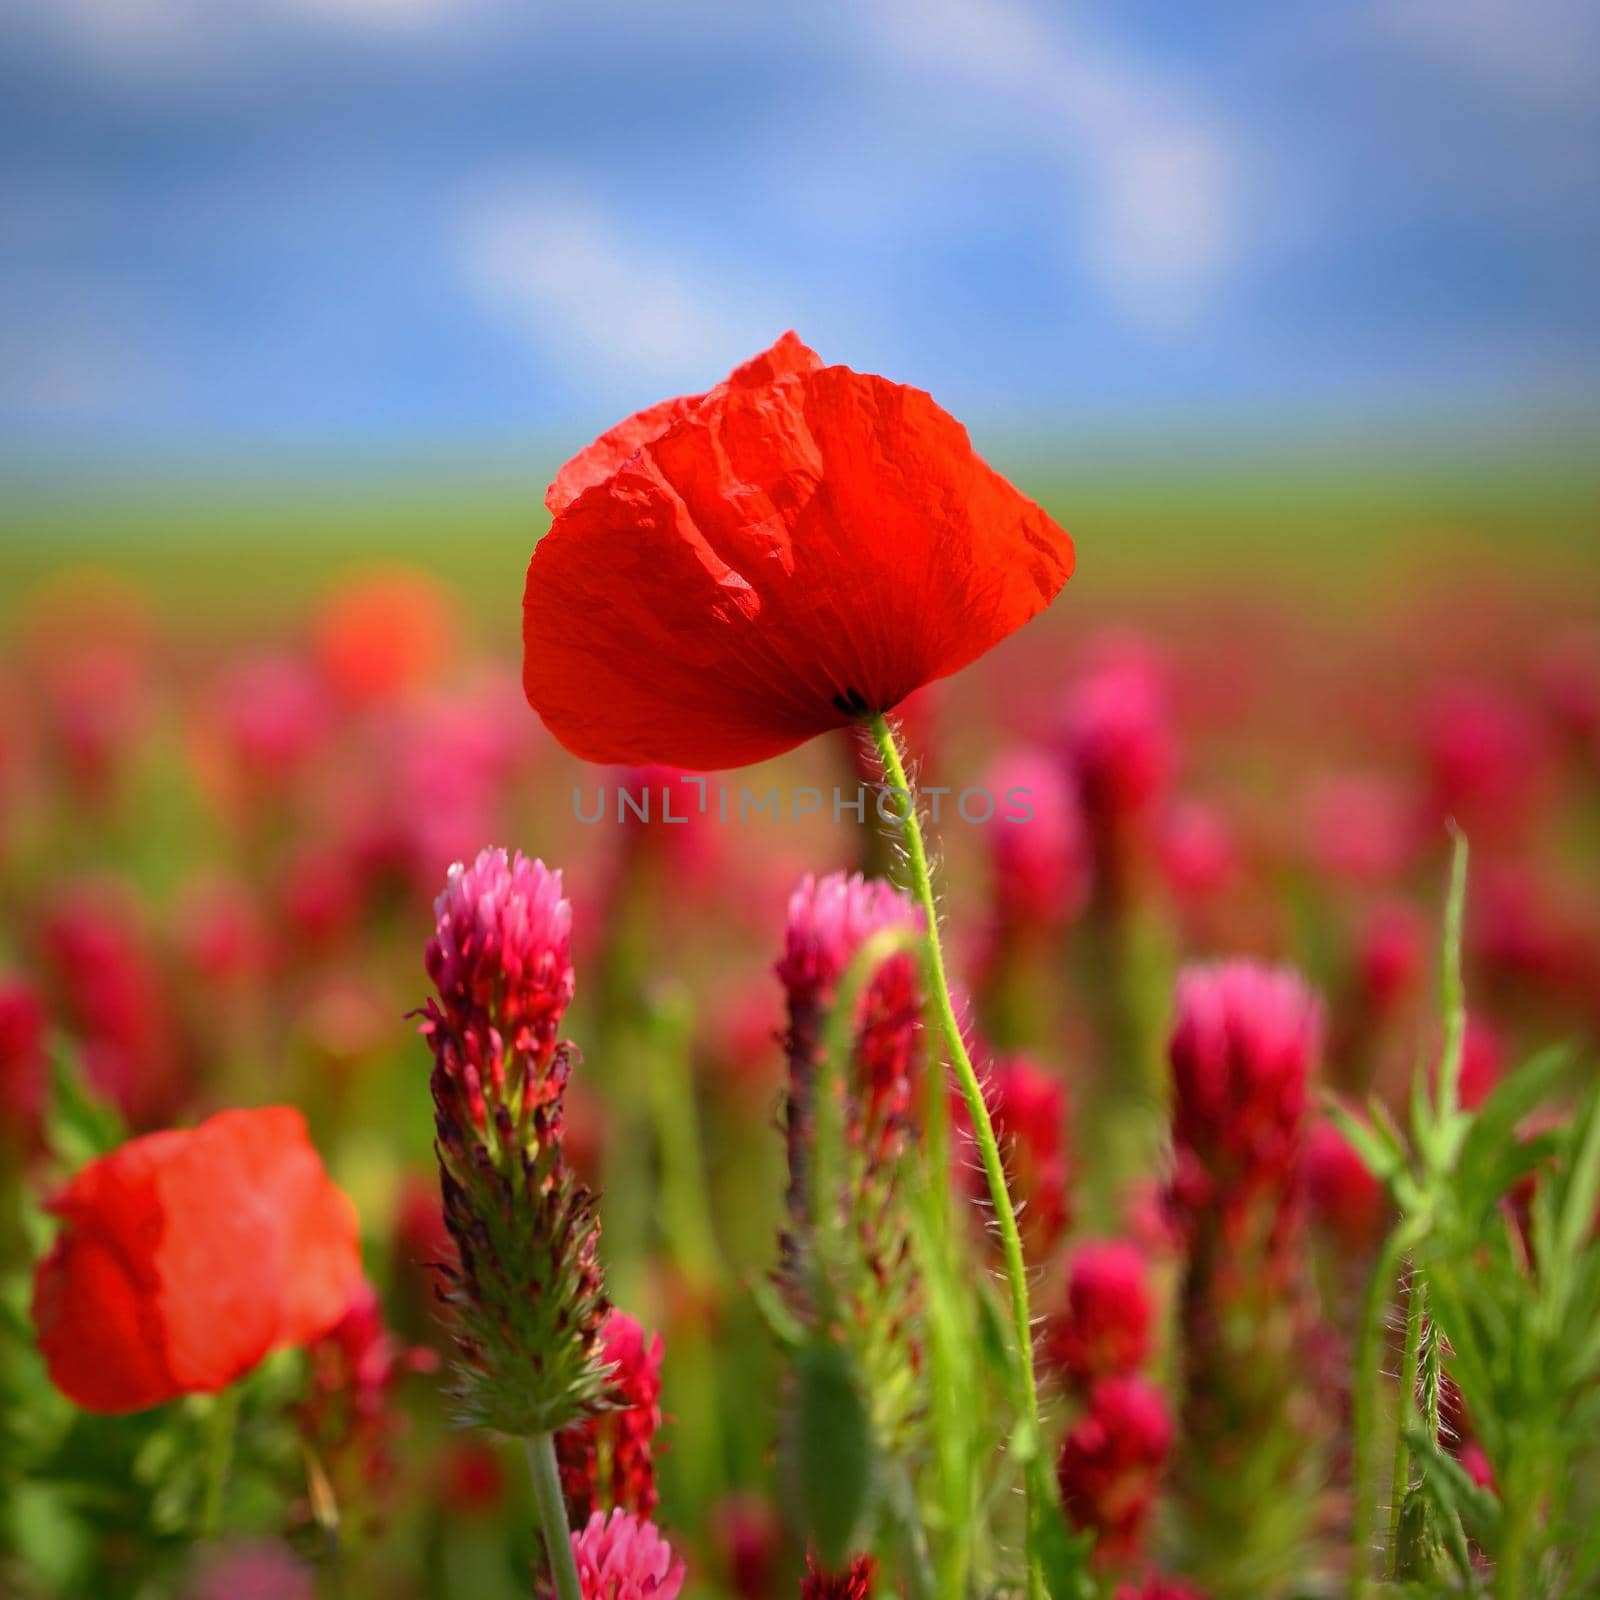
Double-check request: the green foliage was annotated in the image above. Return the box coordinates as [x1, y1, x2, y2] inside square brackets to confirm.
[788, 1339, 874, 1570]
[1343, 833, 1600, 1598]
[436, 1152, 612, 1438]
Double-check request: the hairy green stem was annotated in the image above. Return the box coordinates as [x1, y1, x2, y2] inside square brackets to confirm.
[199, 1384, 242, 1541]
[526, 1432, 582, 1600]
[869, 713, 1048, 1600]
[1351, 1224, 1409, 1599]
[1388, 1265, 1426, 1571]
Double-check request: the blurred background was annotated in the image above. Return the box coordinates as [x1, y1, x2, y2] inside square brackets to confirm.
[3, 5, 1600, 1595]
[2, 0, 1597, 604]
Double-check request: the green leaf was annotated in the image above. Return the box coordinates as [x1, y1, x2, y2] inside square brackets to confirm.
[1025, 1458, 1095, 1600]
[44, 1047, 123, 1171]
[789, 1339, 874, 1568]
[1326, 1097, 1405, 1186]
[1553, 1088, 1600, 1293]
[748, 1274, 806, 1352]
[1406, 1425, 1501, 1550]
[1455, 1046, 1570, 1189]
[973, 1274, 1014, 1386]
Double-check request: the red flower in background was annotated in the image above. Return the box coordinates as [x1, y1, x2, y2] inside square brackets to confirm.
[315, 568, 455, 708]
[1421, 680, 1545, 845]
[1355, 898, 1426, 1015]
[298, 1279, 437, 1516]
[208, 650, 329, 796]
[32, 1107, 362, 1413]
[1044, 1240, 1154, 1387]
[801, 1553, 877, 1600]
[1167, 960, 1322, 1224]
[1062, 640, 1177, 828]
[982, 748, 1091, 932]
[523, 333, 1073, 769]
[0, 975, 48, 1141]
[1306, 773, 1414, 887]
[183, 1540, 316, 1600]
[559, 1310, 666, 1522]
[709, 1494, 781, 1600]
[965, 1056, 1073, 1261]
[1056, 1373, 1174, 1564]
[36, 880, 185, 1128]
[1304, 1117, 1386, 1248]
[1156, 799, 1234, 906]
[776, 871, 924, 1228]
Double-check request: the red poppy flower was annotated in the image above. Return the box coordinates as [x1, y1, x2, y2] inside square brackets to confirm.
[31, 1106, 362, 1414]
[523, 333, 1074, 769]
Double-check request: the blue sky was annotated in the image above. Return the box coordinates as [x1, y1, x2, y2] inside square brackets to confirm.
[2, 0, 1597, 466]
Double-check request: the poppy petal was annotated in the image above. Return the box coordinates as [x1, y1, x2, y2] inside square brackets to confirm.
[31, 1107, 362, 1413]
[544, 331, 824, 515]
[524, 353, 1072, 769]
[32, 1140, 179, 1411]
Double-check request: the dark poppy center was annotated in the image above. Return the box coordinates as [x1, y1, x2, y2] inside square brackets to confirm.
[830, 686, 872, 718]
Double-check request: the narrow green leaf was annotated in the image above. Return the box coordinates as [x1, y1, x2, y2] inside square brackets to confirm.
[1026, 1458, 1095, 1600]
[1326, 1097, 1405, 1186]
[748, 1274, 806, 1351]
[1455, 1045, 1571, 1189]
[789, 1340, 875, 1569]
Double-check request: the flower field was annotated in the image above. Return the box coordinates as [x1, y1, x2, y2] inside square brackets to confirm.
[2, 343, 1599, 1600]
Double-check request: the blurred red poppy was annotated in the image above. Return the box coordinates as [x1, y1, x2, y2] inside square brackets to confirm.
[31, 1106, 361, 1413]
[315, 568, 455, 708]
[523, 333, 1074, 769]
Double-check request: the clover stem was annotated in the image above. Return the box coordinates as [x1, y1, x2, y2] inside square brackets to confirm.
[527, 1431, 583, 1600]
[868, 713, 1048, 1600]
[199, 1383, 242, 1541]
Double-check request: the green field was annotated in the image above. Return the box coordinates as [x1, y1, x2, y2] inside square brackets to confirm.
[3, 442, 1597, 639]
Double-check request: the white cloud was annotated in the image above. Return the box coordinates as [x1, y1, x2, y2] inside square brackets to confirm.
[455, 175, 789, 393]
[858, 0, 1243, 330]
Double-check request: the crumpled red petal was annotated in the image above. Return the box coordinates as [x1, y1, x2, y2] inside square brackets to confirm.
[524, 336, 1073, 770]
[31, 1106, 361, 1413]
[545, 331, 823, 515]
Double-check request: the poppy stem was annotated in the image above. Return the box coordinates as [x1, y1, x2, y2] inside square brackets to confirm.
[526, 1431, 583, 1600]
[199, 1383, 242, 1541]
[868, 713, 1049, 1600]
